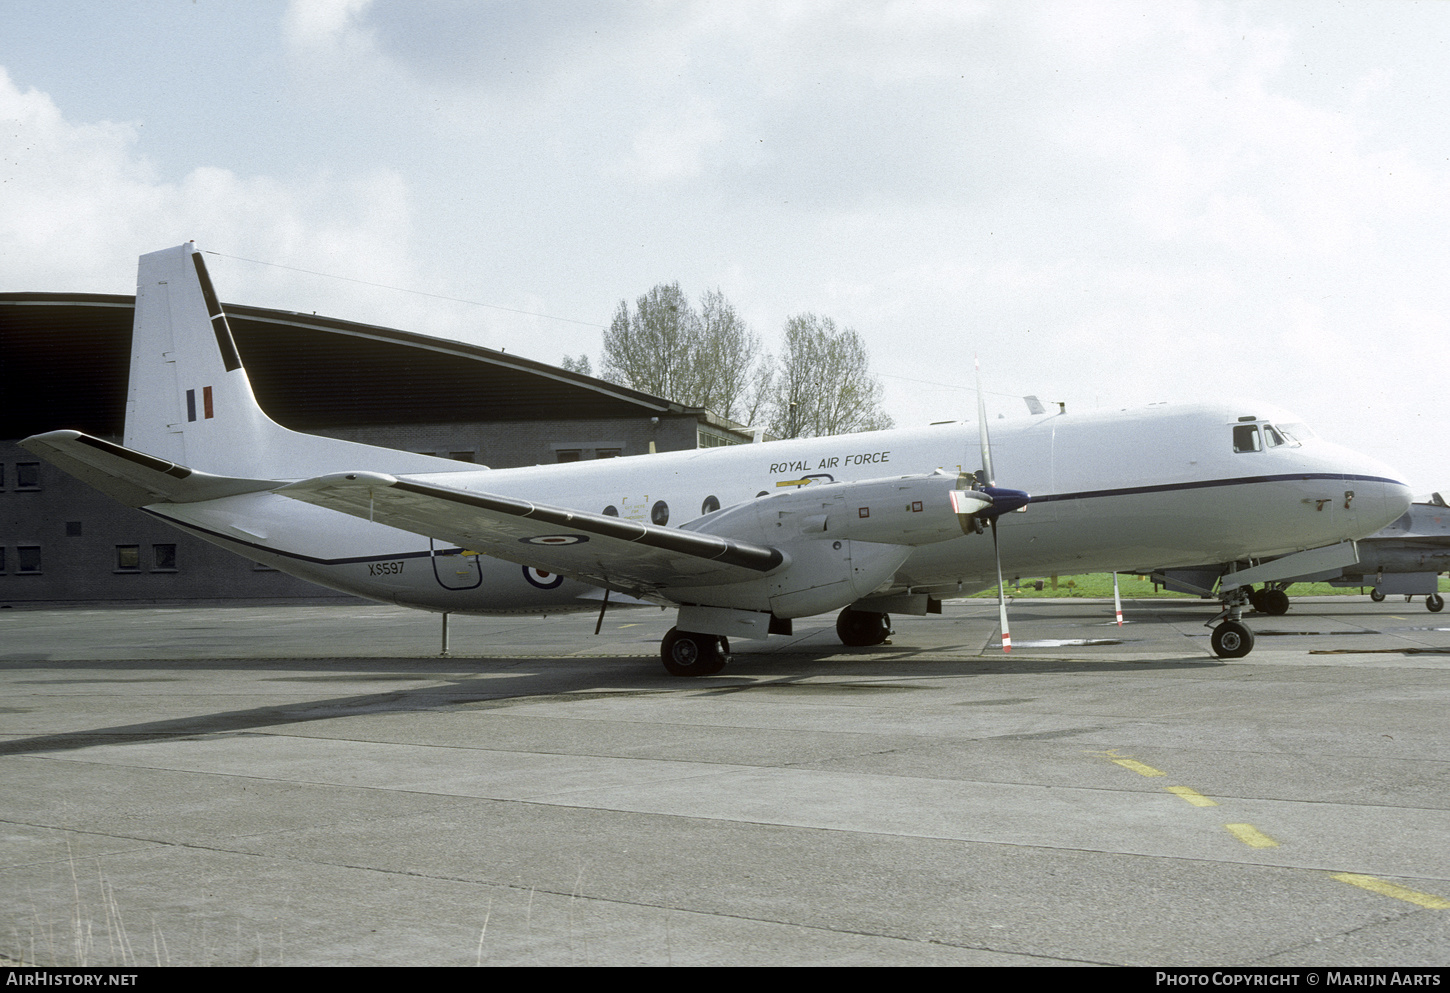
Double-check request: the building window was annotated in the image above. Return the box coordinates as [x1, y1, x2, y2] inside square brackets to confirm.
[556, 449, 582, 463]
[17, 546, 41, 574]
[449, 451, 476, 463]
[0, 547, 6, 573]
[0, 463, 6, 489]
[596, 448, 622, 459]
[15, 463, 41, 490]
[153, 544, 177, 572]
[116, 545, 141, 572]
[697, 429, 745, 449]
[66, 521, 83, 537]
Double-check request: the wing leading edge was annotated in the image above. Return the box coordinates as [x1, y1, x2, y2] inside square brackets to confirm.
[277, 471, 787, 598]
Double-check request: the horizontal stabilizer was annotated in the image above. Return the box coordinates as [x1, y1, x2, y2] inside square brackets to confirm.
[278, 471, 787, 597]
[20, 430, 278, 507]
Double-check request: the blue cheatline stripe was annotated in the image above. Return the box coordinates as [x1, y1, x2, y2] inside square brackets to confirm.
[1029, 472, 1406, 504]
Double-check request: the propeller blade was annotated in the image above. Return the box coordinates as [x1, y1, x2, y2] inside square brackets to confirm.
[977, 356, 1013, 652]
[975, 356, 995, 488]
[992, 518, 1011, 652]
[949, 485, 993, 517]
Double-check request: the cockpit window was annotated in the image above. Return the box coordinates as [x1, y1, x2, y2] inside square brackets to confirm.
[1263, 425, 1287, 448]
[1277, 422, 1313, 445]
[1233, 424, 1261, 453]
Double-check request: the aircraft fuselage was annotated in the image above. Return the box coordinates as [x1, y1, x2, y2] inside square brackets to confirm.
[147, 400, 1411, 617]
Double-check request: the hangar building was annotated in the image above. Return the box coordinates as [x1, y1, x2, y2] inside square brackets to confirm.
[1, 292, 754, 606]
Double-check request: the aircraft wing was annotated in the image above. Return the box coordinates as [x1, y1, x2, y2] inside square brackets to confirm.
[20, 430, 278, 506]
[277, 471, 787, 598]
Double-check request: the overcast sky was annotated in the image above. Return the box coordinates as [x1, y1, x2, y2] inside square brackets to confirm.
[4, 1, 1449, 491]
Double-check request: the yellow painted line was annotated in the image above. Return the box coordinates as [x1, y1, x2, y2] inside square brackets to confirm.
[1111, 758, 1166, 777]
[1226, 823, 1279, 848]
[775, 478, 812, 487]
[1331, 873, 1450, 909]
[1165, 786, 1217, 807]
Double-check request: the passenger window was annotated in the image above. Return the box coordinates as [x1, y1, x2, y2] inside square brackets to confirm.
[1233, 425, 1261, 453]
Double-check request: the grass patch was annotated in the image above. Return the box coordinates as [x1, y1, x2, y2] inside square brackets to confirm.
[970, 573, 1450, 600]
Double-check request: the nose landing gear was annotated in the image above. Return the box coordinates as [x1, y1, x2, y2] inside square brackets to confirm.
[1208, 587, 1257, 659]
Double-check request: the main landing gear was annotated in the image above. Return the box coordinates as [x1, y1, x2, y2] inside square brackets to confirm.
[1249, 585, 1290, 616]
[660, 627, 730, 677]
[836, 607, 893, 647]
[658, 608, 893, 676]
[1208, 587, 1256, 659]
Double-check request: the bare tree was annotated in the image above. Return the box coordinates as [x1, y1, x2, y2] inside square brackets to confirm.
[600, 283, 701, 404]
[601, 284, 768, 425]
[560, 353, 592, 376]
[766, 313, 893, 438]
[695, 289, 763, 423]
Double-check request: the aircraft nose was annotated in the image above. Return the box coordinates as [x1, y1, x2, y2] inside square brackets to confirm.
[1346, 453, 1413, 532]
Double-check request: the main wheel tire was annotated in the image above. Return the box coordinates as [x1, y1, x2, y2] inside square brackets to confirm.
[1211, 620, 1255, 659]
[1249, 589, 1268, 613]
[661, 627, 729, 676]
[1370, 590, 1386, 602]
[1428, 593, 1445, 613]
[835, 608, 892, 647]
[1260, 588, 1290, 616]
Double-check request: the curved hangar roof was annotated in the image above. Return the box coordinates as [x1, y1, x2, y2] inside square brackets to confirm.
[0, 293, 708, 441]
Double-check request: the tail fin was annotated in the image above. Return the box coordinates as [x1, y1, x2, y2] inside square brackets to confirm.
[123, 243, 463, 479]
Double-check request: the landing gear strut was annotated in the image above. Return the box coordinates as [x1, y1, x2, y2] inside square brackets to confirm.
[1208, 587, 1257, 659]
[660, 627, 730, 677]
[836, 608, 892, 647]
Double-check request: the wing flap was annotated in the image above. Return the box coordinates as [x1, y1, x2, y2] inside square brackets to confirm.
[20, 430, 279, 506]
[277, 472, 786, 593]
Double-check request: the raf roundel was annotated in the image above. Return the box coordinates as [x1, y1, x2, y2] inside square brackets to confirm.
[519, 534, 590, 546]
[522, 566, 565, 589]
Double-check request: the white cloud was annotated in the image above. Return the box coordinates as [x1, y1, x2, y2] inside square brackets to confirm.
[282, 0, 377, 52]
[6, 2, 1450, 488]
[0, 65, 426, 332]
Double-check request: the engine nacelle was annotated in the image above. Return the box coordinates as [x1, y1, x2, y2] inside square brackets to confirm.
[668, 471, 997, 619]
[737, 470, 990, 546]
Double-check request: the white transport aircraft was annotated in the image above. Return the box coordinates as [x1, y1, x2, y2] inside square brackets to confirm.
[22, 244, 1414, 673]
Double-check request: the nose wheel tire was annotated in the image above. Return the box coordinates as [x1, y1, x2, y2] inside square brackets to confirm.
[1370, 590, 1386, 602]
[1211, 620, 1255, 659]
[1428, 593, 1445, 613]
[661, 627, 730, 676]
